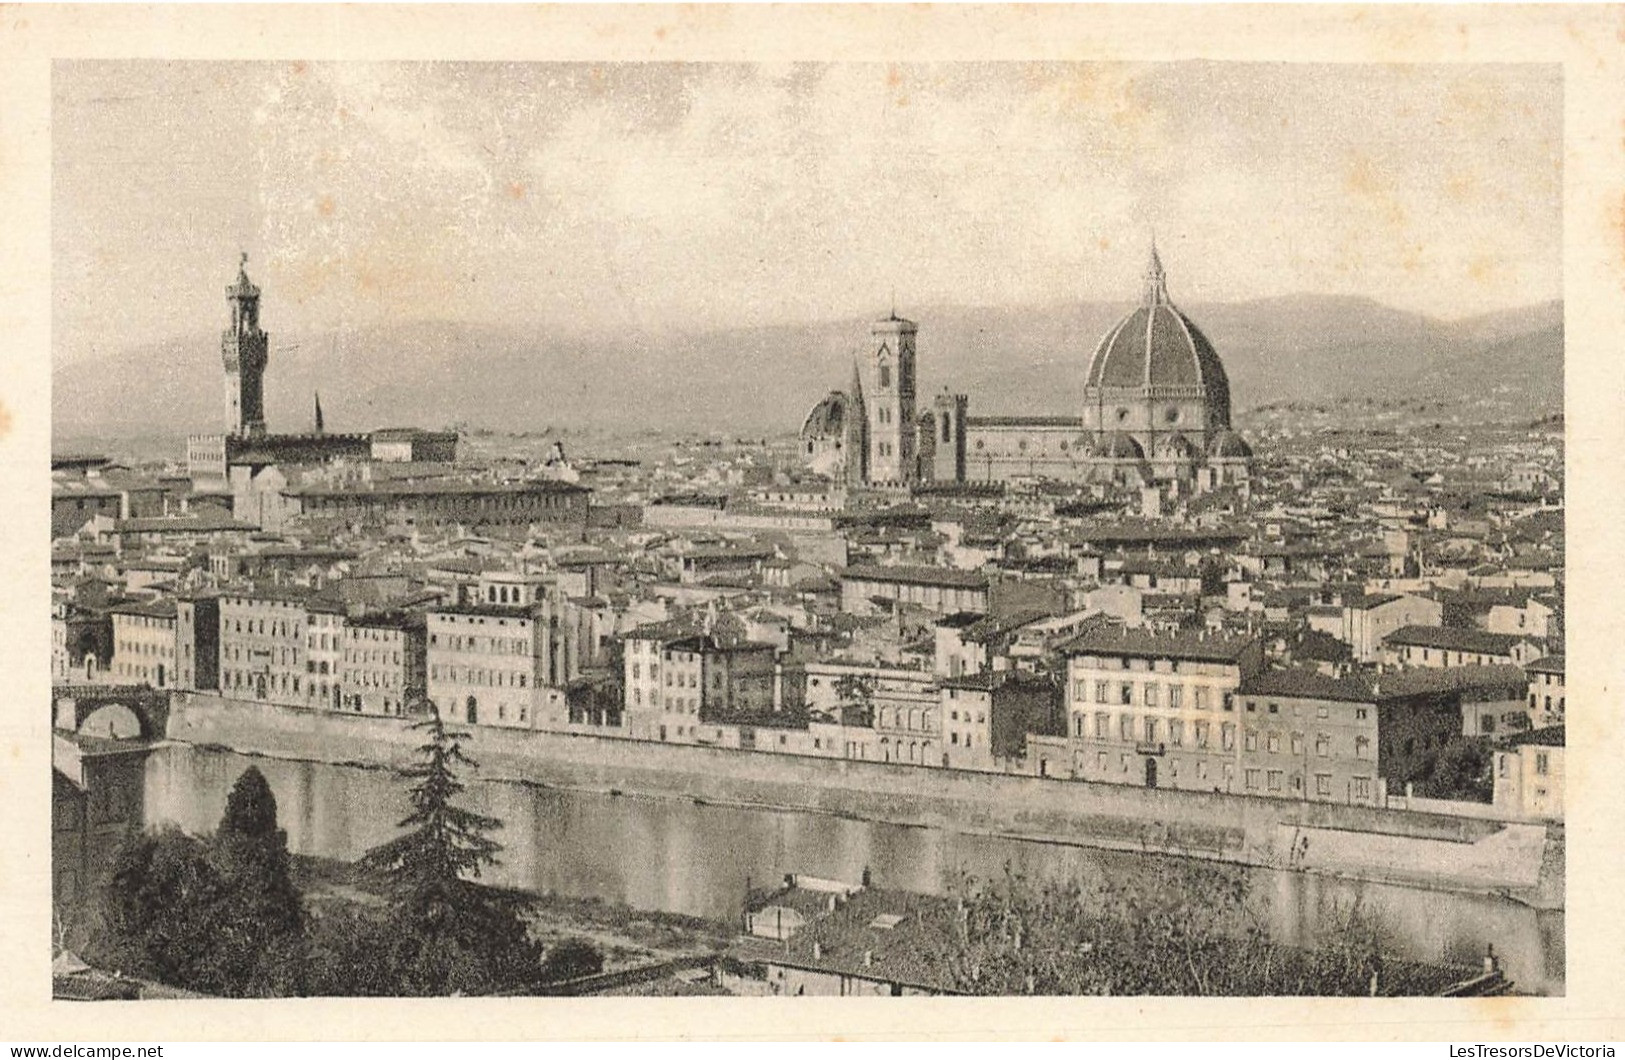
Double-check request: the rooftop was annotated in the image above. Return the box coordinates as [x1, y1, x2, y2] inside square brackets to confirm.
[841, 564, 989, 591]
[1062, 627, 1258, 664]
[1383, 625, 1535, 654]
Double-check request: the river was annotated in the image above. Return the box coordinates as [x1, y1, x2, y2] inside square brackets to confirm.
[142, 743, 1565, 995]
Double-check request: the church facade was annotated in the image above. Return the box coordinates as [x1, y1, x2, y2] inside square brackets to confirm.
[800, 244, 1253, 490]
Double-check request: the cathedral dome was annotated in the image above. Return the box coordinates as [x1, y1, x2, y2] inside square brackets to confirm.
[800, 391, 848, 438]
[1207, 429, 1253, 460]
[1084, 245, 1230, 406]
[1154, 432, 1199, 461]
[1097, 431, 1146, 461]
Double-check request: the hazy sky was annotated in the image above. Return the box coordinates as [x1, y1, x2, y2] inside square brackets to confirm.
[54, 60, 1561, 364]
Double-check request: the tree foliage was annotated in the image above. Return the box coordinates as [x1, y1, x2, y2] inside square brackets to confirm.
[94, 766, 306, 997]
[940, 859, 1452, 996]
[360, 706, 542, 995]
[1416, 739, 1494, 803]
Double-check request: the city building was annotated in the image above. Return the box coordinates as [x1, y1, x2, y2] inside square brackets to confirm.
[1382, 626, 1544, 669]
[1493, 726, 1564, 821]
[426, 573, 579, 730]
[185, 258, 458, 496]
[339, 612, 427, 717]
[799, 244, 1255, 488]
[1342, 593, 1444, 664]
[1062, 627, 1264, 791]
[1525, 655, 1565, 728]
[840, 564, 990, 616]
[218, 587, 312, 707]
[107, 599, 178, 688]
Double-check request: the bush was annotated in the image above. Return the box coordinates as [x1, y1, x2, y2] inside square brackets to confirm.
[540, 938, 605, 983]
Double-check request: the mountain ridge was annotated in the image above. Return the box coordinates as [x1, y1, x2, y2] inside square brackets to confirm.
[52, 294, 1563, 439]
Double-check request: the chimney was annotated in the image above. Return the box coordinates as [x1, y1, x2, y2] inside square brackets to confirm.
[863, 950, 873, 968]
[812, 940, 823, 960]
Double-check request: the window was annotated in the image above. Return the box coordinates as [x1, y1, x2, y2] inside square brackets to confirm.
[1119, 683, 1133, 706]
[1355, 708, 1368, 721]
[1245, 769, 1261, 791]
[1535, 752, 1550, 776]
[1267, 770, 1283, 791]
[1169, 719, 1184, 747]
[1195, 721, 1209, 748]
[1315, 735, 1330, 757]
[879, 363, 891, 388]
[1498, 754, 1509, 778]
[1290, 733, 1304, 756]
[1120, 715, 1134, 741]
[1222, 723, 1235, 751]
[1194, 687, 1209, 710]
[1143, 718, 1158, 744]
[1095, 681, 1109, 703]
[1266, 732, 1280, 754]
[1355, 736, 1370, 760]
[1168, 685, 1182, 710]
[1246, 700, 1257, 713]
[1144, 684, 1158, 708]
[1244, 731, 1258, 751]
[1317, 704, 1329, 719]
[1095, 712, 1109, 739]
[1353, 776, 1371, 799]
[1315, 774, 1332, 797]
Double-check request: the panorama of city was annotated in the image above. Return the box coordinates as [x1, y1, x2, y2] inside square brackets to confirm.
[50, 60, 1564, 1000]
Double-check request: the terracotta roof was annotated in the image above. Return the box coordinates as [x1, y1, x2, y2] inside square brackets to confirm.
[1525, 655, 1565, 676]
[1497, 724, 1564, 749]
[1383, 625, 1534, 654]
[841, 564, 989, 591]
[1061, 626, 1258, 664]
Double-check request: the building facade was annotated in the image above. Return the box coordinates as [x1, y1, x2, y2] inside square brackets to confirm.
[340, 613, 427, 717]
[218, 589, 311, 706]
[800, 243, 1255, 488]
[1063, 628, 1264, 791]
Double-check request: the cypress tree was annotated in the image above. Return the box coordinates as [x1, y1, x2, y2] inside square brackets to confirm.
[362, 705, 541, 995]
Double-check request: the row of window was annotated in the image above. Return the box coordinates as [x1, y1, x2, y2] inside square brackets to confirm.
[1073, 680, 1230, 711]
[223, 645, 302, 666]
[430, 634, 532, 653]
[223, 669, 300, 696]
[225, 616, 302, 638]
[429, 664, 530, 688]
[115, 640, 172, 657]
[340, 648, 403, 666]
[341, 669, 402, 689]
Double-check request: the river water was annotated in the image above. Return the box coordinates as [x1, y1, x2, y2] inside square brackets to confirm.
[143, 743, 1564, 995]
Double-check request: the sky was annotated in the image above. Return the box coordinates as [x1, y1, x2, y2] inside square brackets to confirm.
[53, 60, 1562, 365]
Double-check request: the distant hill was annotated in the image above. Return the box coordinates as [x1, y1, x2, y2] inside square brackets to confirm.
[52, 296, 1563, 440]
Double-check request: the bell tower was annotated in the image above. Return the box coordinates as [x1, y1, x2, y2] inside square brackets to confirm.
[866, 310, 917, 485]
[222, 253, 269, 438]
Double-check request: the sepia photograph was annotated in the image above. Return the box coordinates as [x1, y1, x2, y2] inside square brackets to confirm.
[7, 3, 1621, 1041]
[44, 53, 1568, 1002]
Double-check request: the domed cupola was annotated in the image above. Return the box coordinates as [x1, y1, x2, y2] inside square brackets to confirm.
[1154, 431, 1199, 461]
[1208, 429, 1253, 460]
[800, 391, 848, 438]
[1085, 244, 1231, 406]
[1097, 430, 1147, 461]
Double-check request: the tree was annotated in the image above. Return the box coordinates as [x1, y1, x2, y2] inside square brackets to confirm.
[1416, 740, 1494, 803]
[205, 766, 307, 996]
[93, 766, 308, 997]
[361, 706, 542, 995]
